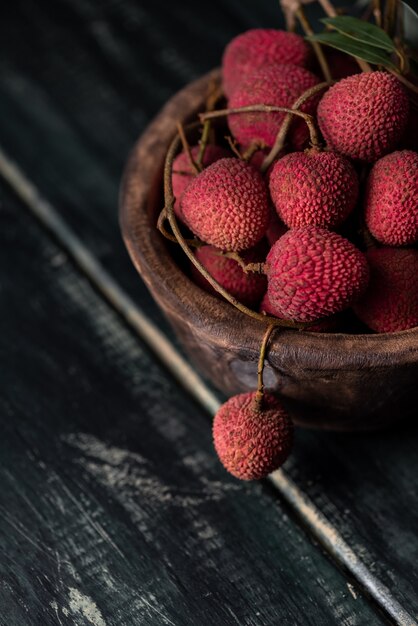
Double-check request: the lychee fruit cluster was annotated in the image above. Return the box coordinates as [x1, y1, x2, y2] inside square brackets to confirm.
[162, 27, 418, 481]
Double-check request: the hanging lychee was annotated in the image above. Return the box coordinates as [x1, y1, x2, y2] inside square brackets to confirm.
[213, 325, 293, 480]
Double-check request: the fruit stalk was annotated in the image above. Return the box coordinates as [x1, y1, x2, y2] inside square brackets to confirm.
[255, 324, 277, 409]
[296, 6, 332, 82]
[200, 105, 321, 150]
[260, 81, 331, 173]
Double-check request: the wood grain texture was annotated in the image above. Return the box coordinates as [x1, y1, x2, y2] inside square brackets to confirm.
[120, 70, 418, 432]
[0, 0, 417, 622]
[0, 186, 383, 626]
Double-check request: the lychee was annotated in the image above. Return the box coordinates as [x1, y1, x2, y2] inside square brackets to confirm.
[192, 245, 267, 307]
[172, 145, 230, 221]
[260, 291, 338, 332]
[222, 29, 310, 98]
[353, 247, 418, 332]
[228, 64, 321, 150]
[365, 150, 418, 246]
[269, 149, 359, 229]
[266, 227, 369, 322]
[317, 71, 409, 162]
[180, 158, 270, 251]
[213, 391, 293, 480]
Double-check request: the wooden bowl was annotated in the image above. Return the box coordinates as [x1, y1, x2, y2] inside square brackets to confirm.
[120, 69, 418, 431]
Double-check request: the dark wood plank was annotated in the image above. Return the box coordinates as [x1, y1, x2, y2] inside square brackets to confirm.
[0, 186, 383, 626]
[0, 0, 416, 621]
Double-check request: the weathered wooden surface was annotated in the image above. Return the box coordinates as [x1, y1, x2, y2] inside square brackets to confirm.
[0, 0, 417, 623]
[0, 187, 384, 625]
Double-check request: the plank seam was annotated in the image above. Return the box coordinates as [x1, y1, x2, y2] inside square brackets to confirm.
[0, 146, 415, 626]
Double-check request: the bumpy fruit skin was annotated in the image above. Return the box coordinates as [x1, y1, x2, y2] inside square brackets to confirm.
[192, 245, 267, 307]
[228, 64, 320, 150]
[365, 150, 418, 246]
[266, 227, 369, 322]
[172, 145, 230, 221]
[213, 391, 293, 480]
[318, 72, 409, 162]
[222, 29, 310, 98]
[354, 248, 418, 332]
[269, 149, 359, 229]
[181, 158, 270, 251]
[260, 291, 338, 332]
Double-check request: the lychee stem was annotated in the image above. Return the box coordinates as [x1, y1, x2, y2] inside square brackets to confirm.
[196, 80, 223, 168]
[242, 141, 265, 162]
[296, 6, 332, 83]
[215, 250, 266, 275]
[225, 135, 244, 159]
[177, 121, 201, 174]
[261, 81, 331, 173]
[255, 323, 277, 410]
[162, 127, 311, 330]
[372, 0, 382, 26]
[157, 209, 204, 248]
[200, 105, 320, 153]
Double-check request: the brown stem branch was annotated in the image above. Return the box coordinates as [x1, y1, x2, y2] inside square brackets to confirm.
[372, 0, 382, 27]
[217, 251, 266, 274]
[200, 105, 321, 152]
[177, 121, 201, 174]
[318, 0, 337, 17]
[297, 7, 332, 82]
[242, 141, 264, 162]
[261, 81, 331, 173]
[225, 136, 244, 159]
[255, 324, 277, 410]
[157, 209, 204, 248]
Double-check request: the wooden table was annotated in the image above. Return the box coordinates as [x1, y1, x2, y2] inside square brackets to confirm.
[0, 2, 417, 624]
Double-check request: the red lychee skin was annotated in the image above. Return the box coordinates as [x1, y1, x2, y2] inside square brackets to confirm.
[260, 291, 338, 332]
[222, 29, 310, 98]
[269, 149, 359, 229]
[172, 145, 230, 221]
[192, 245, 267, 307]
[180, 158, 270, 251]
[353, 248, 418, 332]
[365, 150, 418, 246]
[228, 64, 321, 150]
[266, 227, 369, 323]
[317, 72, 409, 162]
[213, 391, 293, 480]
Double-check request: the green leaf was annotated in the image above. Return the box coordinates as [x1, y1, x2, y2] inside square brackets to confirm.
[321, 16, 396, 52]
[307, 32, 398, 70]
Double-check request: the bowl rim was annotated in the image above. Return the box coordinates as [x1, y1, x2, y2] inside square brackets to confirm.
[120, 68, 418, 370]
